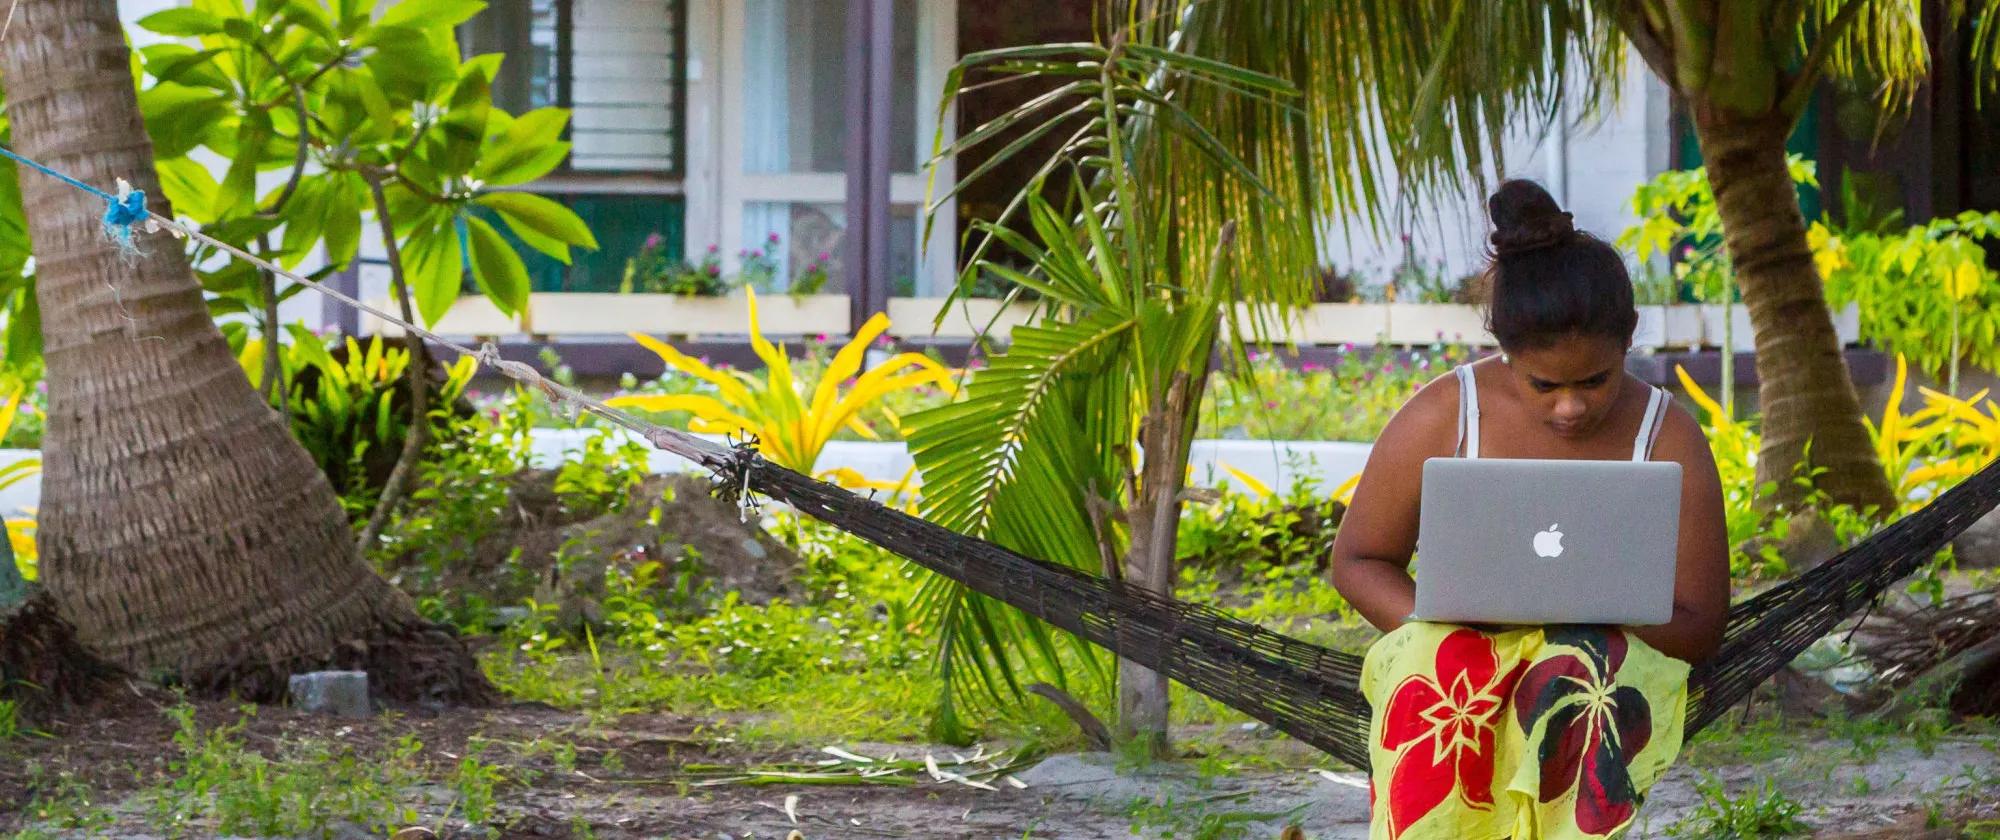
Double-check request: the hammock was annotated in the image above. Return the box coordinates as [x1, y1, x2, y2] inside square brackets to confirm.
[9, 147, 2000, 770]
[700, 442, 2000, 769]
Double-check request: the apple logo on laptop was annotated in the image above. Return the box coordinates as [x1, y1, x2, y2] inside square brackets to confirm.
[1533, 524, 1565, 558]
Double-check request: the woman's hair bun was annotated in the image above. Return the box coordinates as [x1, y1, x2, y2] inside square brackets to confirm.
[1487, 179, 1575, 257]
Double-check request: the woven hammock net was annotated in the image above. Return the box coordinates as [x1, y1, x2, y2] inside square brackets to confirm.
[698, 445, 2000, 770]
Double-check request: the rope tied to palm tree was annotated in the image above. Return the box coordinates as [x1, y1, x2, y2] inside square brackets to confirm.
[0, 145, 148, 253]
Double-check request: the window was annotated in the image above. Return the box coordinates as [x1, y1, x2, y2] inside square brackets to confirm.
[716, 0, 953, 296]
[464, 0, 688, 175]
[740, 0, 917, 176]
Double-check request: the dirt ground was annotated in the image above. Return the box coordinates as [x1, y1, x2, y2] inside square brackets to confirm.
[3, 691, 1996, 839]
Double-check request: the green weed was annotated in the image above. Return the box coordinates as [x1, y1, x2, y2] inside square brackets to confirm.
[10, 763, 115, 837]
[1668, 776, 1809, 839]
[144, 703, 424, 838]
[1124, 791, 1304, 840]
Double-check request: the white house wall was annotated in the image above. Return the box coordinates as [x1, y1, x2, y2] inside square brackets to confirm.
[1317, 52, 1670, 289]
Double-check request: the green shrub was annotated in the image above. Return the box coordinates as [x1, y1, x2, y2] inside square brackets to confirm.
[1200, 345, 1467, 442]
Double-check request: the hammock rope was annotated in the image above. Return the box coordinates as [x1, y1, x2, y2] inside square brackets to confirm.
[7, 147, 1999, 769]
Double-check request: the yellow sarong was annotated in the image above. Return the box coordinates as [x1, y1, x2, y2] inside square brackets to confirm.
[1360, 623, 1690, 839]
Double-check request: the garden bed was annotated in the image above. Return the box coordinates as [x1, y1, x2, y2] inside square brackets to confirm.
[372, 296, 1864, 351]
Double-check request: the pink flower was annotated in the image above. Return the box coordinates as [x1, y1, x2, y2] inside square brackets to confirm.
[1302, 362, 1322, 373]
[814, 333, 829, 343]
[817, 251, 831, 261]
[707, 266, 721, 276]
[1264, 401, 1278, 409]
[707, 244, 720, 253]
[768, 231, 781, 243]
[644, 233, 664, 249]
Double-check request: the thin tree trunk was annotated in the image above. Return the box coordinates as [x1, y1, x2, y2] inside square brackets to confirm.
[356, 174, 428, 551]
[0, 0, 490, 702]
[256, 234, 287, 418]
[1117, 372, 1197, 756]
[1691, 108, 1897, 515]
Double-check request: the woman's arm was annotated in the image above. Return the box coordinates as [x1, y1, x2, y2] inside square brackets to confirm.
[1623, 406, 1731, 663]
[1330, 380, 1457, 632]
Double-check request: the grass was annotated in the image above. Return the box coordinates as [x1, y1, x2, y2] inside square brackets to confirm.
[5, 702, 524, 840]
[486, 648, 942, 745]
[1124, 790, 1305, 840]
[1667, 776, 1810, 839]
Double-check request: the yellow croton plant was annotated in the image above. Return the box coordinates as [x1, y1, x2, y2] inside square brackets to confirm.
[607, 289, 958, 494]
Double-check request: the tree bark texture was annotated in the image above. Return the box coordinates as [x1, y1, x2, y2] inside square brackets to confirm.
[0, 0, 490, 703]
[1117, 372, 1196, 756]
[1691, 108, 1898, 515]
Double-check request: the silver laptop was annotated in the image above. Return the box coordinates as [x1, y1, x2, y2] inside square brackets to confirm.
[1411, 458, 1682, 626]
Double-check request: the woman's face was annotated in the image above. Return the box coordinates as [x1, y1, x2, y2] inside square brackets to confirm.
[1504, 333, 1628, 440]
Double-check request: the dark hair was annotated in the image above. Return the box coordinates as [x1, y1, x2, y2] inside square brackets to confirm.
[1481, 179, 1637, 351]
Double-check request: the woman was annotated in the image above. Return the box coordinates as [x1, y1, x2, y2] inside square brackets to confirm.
[1330, 180, 1730, 840]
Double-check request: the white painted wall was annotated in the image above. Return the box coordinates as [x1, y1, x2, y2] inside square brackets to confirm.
[1318, 53, 1672, 289]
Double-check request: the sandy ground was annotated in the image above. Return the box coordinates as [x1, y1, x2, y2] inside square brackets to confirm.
[4, 697, 1996, 839]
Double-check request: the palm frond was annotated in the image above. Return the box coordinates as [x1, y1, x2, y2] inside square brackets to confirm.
[1953, 0, 2000, 108]
[1788, 0, 1931, 116]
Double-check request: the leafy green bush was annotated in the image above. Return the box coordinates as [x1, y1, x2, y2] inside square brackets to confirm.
[1818, 210, 2000, 384]
[1200, 345, 1467, 442]
[231, 325, 476, 516]
[1620, 156, 1821, 304]
[1177, 459, 1344, 575]
[378, 394, 538, 598]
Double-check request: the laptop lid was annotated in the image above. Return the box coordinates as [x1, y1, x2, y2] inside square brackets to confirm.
[1412, 457, 1682, 626]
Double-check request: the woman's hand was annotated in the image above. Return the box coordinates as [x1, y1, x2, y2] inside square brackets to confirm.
[1619, 406, 1730, 663]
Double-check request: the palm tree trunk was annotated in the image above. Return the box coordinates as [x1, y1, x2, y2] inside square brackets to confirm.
[1117, 372, 1199, 756]
[1691, 107, 1897, 514]
[0, 0, 490, 702]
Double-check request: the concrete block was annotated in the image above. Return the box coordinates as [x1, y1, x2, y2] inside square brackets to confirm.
[288, 670, 371, 718]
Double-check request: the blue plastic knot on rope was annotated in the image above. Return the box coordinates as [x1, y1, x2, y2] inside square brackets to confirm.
[103, 185, 148, 248]
[0, 143, 148, 255]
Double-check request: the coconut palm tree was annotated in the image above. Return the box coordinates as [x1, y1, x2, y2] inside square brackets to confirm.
[916, 0, 1997, 746]
[1202, 0, 1996, 512]
[0, 0, 488, 700]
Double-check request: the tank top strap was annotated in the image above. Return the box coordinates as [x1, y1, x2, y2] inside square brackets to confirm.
[1454, 364, 1480, 459]
[1633, 386, 1668, 461]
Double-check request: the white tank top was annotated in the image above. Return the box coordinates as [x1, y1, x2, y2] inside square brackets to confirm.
[1453, 363, 1668, 461]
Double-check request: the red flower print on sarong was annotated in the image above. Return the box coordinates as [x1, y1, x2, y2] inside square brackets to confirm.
[1379, 629, 1526, 838]
[1513, 627, 1654, 835]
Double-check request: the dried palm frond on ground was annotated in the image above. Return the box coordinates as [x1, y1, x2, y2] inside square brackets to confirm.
[0, 589, 123, 721]
[1852, 589, 2000, 717]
